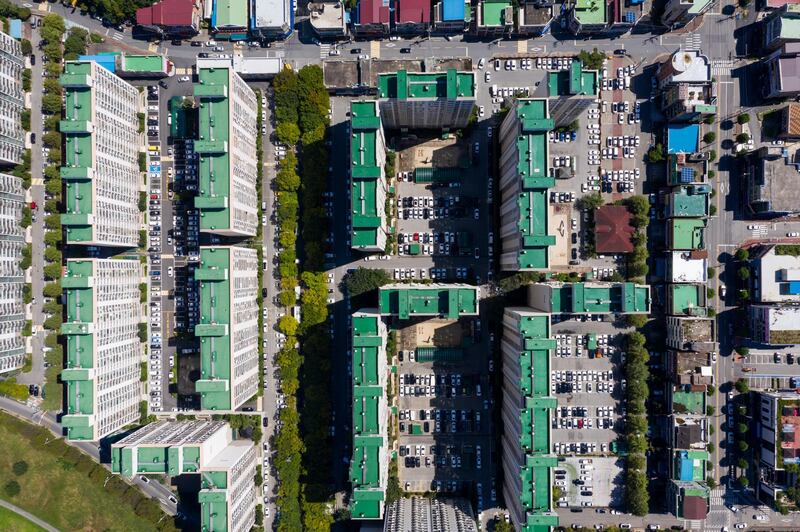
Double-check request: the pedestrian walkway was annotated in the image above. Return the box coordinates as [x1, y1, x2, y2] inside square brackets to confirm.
[683, 33, 702, 50]
[0, 499, 59, 532]
[319, 43, 330, 59]
[712, 59, 735, 77]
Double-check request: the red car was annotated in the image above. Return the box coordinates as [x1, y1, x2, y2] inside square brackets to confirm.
[30, 201, 37, 209]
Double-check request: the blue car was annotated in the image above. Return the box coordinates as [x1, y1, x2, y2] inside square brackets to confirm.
[571, 131, 577, 141]
[559, 132, 565, 142]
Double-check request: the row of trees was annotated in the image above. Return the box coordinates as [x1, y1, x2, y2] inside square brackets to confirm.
[622, 195, 650, 280]
[271, 65, 334, 531]
[622, 332, 650, 516]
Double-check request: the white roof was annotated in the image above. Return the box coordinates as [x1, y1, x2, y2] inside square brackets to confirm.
[767, 305, 800, 332]
[667, 50, 711, 83]
[669, 251, 707, 283]
[757, 248, 800, 303]
[253, 0, 291, 30]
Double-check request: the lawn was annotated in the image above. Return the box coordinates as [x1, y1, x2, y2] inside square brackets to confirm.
[0, 506, 46, 532]
[0, 412, 174, 532]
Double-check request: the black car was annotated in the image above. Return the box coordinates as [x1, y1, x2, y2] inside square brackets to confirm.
[198, 52, 209, 58]
[400, 47, 411, 53]
[28, 384, 35, 396]
[30, 54, 35, 65]
[159, 80, 168, 88]
[30, 133, 35, 144]
[614, 49, 627, 55]
[171, 39, 182, 45]
[191, 41, 202, 47]
[350, 48, 362, 54]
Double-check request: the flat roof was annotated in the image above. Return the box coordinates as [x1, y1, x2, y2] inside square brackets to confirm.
[670, 284, 704, 316]
[213, 0, 248, 28]
[252, 0, 291, 29]
[670, 219, 706, 250]
[442, 0, 467, 20]
[668, 123, 700, 154]
[379, 284, 478, 319]
[756, 304, 800, 344]
[480, 0, 512, 26]
[121, 55, 165, 72]
[666, 50, 711, 83]
[669, 251, 707, 283]
[573, 0, 607, 25]
[746, 147, 800, 215]
[377, 69, 475, 99]
[668, 185, 710, 217]
[672, 389, 706, 415]
[756, 246, 800, 302]
[350, 100, 383, 249]
[547, 282, 650, 314]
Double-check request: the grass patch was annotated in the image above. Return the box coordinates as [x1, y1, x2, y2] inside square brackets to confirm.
[0, 412, 172, 531]
[41, 365, 61, 412]
[0, 505, 46, 532]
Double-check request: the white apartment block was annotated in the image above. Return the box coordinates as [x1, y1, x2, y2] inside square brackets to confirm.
[111, 420, 257, 532]
[61, 259, 142, 441]
[195, 246, 259, 411]
[194, 61, 258, 237]
[60, 60, 142, 247]
[0, 173, 25, 373]
[0, 31, 24, 167]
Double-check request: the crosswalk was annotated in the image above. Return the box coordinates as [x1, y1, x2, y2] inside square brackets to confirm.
[712, 59, 735, 77]
[111, 32, 124, 41]
[751, 225, 769, 238]
[683, 33, 702, 50]
[319, 43, 330, 59]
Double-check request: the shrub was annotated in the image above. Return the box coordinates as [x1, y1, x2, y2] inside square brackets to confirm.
[4, 480, 20, 497]
[703, 132, 716, 143]
[737, 113, 750, 124]
[12, 460, 28, 476]
[735, 379, 750, 393]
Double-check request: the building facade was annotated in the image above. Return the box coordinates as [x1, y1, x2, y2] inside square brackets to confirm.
[753, 390, 800, 508]
[0, 173, 25, 374]
[350, 310, 389, 519]
[309, 2, 349, 38]
[61, 259, 142, 441]
[195, 246, 259, 411]
[350, 101, 388, 252]
[662, 0, 712, 28]
[112, 420, 257, 532]
[376, 70, 476, 130]
[0, 31, 24, 167]
[749, 304, 800, 345]
[135, 0, 202, 38]
[60, 60, 142, 247]
[497, 99, 556, 271]
[194, 61, 258, 236]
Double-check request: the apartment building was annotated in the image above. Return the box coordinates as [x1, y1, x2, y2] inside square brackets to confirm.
[500, 308, 559, 531]
[0, 31, 25, 167]
[60, 259, 142, 441]
[378, 284, 479, 318]
[60, 60, 142, 247]
[112, 420, 257, 532]
[0, 173, 25, 373]
[194, 61, 258, 237]
[194, 246, 259, 412]
[376, 69, 476, 130]
[497, 99, 556, 271]
[752, 390, 800, 508]
[526, 282, 651, 314]
[350, 310, 389, 520]
[350, 100, 388, 252]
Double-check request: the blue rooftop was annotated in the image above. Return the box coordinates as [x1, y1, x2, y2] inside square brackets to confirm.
[443, 0, 463, 20]
[78, 53, 118, 73]
[677, 451, 694, 481]
[667, 124, 699, 154]
[9, 19, 21, 39]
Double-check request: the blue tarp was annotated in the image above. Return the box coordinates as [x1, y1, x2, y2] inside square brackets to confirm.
[443, 0, 463, 21]
[9, 19, 21, 39]
[78, 54, 117, 73]
[667, 124, 699, 154]
[788, 281, 800, 295]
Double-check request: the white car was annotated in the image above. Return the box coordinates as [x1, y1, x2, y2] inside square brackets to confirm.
[788, 232, 800, 237]
[178, 76, 191, 82]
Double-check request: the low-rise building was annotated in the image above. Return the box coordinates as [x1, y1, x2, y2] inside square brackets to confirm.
[394, 0, 431, 33]
[668, 350, 713, 387]
[780, 102, 800, 139]
[657, 50, 712, 88]
[111, 420, 257, 532]
[662, 0, 712, 28]
[135, 0, 202, 38]
[211, 0, 249, 40]
[762, 42, 800, 99]
[376, 69, 476, 130]
[763, 4, 800, 52]
[61, 259, 142, 441]
[498, 99, 556, 271]
[668, 480, 709, 519]
[194, 246, 259, 412]
[0, 173, 25, 374]
[350, 310, 389, 519]
[434, 0, 472, 32]
[353, 0, 392, 37]
[308, 2, 349, 38]
[379, 284, 479, 318]
[567, 0, 608, 34]
[667, 152, 708, 186]
[742, 146, 800, 216]
[753, 390, 800, 509]
[667, 283, 707, 316]
[547, 60, 599, 128]
[594, 205, 635, 254]
[250, 0, 294, 40]
[665, 185, 711, 218]
[668, 414, 708, 451]
[517, 1, 555, 36]
[667, 218, 706, 251]
[666, 316, 716, 352]
[656, 50, 716, 123]
[527, 282, 651, 314]
[668, 250, 708, 284]
[751, 244, 800, 303]
[350, 100, 388, 252]
[749, 304, 800, 345]
[476, 0, 514, 37]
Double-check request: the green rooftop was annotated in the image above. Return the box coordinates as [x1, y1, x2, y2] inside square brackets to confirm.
[195, 248, 233, 411]
[669, 284, 705, 316]
[513, 100, 556, 270]
[547, 283, 650, 314]
[378, 69, 475, 100]
[573, 0, 607, 25]
[671, 389, 706, 415]
[378, 285, 478, 319]
[213, 0, 248, 28]
[674, 450, 708, 482]
[670, 219, 706, 250]
[121, 54, 165, 73]
[60, 61, 96, 244]
[194, 67, 233, 233]
[480, 0, 513, 26]
[547, 60, 598, 96]
[350, 101, 385, 250]
[668, 185, 711, 218]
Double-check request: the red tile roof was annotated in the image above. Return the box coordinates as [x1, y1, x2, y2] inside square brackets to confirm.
[768, 0, 800, 7]
[359, 0, 391, 24]
[396, 0, 430, 23]
[595, 205, 635, 253]
[683, 495, 708, 520]
[137, 0, 195, 26]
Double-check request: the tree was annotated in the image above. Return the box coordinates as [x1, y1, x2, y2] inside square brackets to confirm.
[735, 379, 750, 393]
[703, 115, 715, 125]
[737, 267, 750, 280]
[20, 206, 31, 228]
[707, 267, 716, 279]
[43, 281, 61, 298]
[45, 177, 62, 196]
[738, 476, 749, 488]
[43, 263, 62, 281]
[12, 461, 28, 476]
[738, 440, 749, 453]
[737, 347, 749, 357]
[737, 458, 749, 470]
[343, 267, 391, 297]
[707, 405, 716, 416]
[275, 122, 300, 146]
[42, 93, 62, 115]
[647, 143, 664, 163]
[737, 113, 751, 124]
[706, 476, 717, 489]
[275, 166, 300, 193]
[703, 132, 716, 143]
[737, 422, 748, 434]
[736, 133, 750, 144]
[277, 315, 299, 337]
[494, 523, 514, 532]
[576, 192, 603, 211]
[707, 442, 716, 453]
[706, 384, 716, 396]
[707, 287, 716, 299]
[735, 247, 750, 262]
[625, 314, 648, 329]
[4, 480, 20, 497]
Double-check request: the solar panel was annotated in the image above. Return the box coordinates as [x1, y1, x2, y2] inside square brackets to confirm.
[680, 167, 695, 183]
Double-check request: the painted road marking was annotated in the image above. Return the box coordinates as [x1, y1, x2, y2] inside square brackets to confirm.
[370, 40, 380, 59]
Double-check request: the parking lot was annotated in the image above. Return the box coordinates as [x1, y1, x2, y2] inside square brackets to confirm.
[554, 457, 624, 510]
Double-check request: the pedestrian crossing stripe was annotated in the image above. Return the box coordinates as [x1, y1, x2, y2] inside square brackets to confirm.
[319, 44, 330, 59]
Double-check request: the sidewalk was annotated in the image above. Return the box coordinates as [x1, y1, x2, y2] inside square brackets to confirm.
[0, 498, 59, 532]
